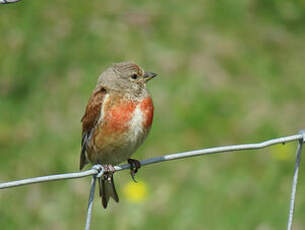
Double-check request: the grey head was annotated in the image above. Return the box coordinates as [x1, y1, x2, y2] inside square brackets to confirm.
[96, 62, 157, 97]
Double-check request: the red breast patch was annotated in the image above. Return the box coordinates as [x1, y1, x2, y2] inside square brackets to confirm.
[103, 100, 137, 134]
[140, 97, 154, 128]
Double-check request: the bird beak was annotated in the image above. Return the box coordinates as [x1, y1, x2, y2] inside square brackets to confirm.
[143, 72, 157, 82]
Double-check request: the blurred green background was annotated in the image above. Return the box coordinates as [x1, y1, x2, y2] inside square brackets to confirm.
[1, 0, 305, 229]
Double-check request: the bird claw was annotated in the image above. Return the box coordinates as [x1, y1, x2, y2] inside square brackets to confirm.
[103, 164, 116, 177]
[128, 159, 141, 183]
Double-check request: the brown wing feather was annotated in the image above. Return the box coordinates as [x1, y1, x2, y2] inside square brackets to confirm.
[80, 86, 107, 170]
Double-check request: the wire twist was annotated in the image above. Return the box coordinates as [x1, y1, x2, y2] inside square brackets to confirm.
[92, 164, 104, 178]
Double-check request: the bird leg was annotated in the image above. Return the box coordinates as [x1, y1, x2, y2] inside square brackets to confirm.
[103, 164, 116, 177]
[127, 159, 141, 183]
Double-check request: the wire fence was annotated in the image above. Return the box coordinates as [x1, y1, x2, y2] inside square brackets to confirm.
[0, 131, 304, 230]
[0, 0, 21, 4]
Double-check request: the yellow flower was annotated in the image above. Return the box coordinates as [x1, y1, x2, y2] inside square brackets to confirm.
[270, 143, 294, 161]
[123, 181, 148, 203]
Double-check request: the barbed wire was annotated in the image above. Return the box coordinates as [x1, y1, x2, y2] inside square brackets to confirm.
[0, 131, 304, 230]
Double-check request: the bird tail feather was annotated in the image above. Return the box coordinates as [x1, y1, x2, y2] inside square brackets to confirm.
[99, 174, 119, 209]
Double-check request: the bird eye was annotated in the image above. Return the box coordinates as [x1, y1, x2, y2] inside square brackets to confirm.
[131, 74, 138, 80]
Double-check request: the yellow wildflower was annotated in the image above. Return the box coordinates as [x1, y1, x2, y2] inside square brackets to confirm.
[123, 181, 148, 203]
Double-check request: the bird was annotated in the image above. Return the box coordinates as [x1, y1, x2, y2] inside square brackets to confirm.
[80, 62, 157, 208]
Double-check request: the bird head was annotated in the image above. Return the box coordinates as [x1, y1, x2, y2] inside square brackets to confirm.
[97, 62, 157, 97]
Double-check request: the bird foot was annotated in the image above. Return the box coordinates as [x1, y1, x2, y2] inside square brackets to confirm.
[103, 164, 116, 178]
[128, 159, 141, 183]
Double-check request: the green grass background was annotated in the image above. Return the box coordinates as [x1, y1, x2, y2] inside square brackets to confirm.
[1, 0, 305, 229]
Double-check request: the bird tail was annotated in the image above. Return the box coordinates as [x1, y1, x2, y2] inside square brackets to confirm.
[99, 173, 119, 208]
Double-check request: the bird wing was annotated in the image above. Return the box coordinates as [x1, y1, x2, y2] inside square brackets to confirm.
[80, 86, 107, 170]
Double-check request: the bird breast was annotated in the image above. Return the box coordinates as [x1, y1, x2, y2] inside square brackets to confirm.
[90, 96, 154, 164]
[100, 96, 153, 137]
[128, 97, 154, 144]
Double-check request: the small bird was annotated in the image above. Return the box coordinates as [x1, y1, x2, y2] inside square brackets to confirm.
[80, 62, 157, 208]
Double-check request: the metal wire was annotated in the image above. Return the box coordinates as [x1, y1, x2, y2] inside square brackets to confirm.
[114, 133, 304, 171]
[0, 132, 304, 230]
[85, 176, 97, 230]
[287, 131, 305, 230]
[0, 0, 22, 4]
[0, 168, 98, 189]
[1, 133, 303, 190]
